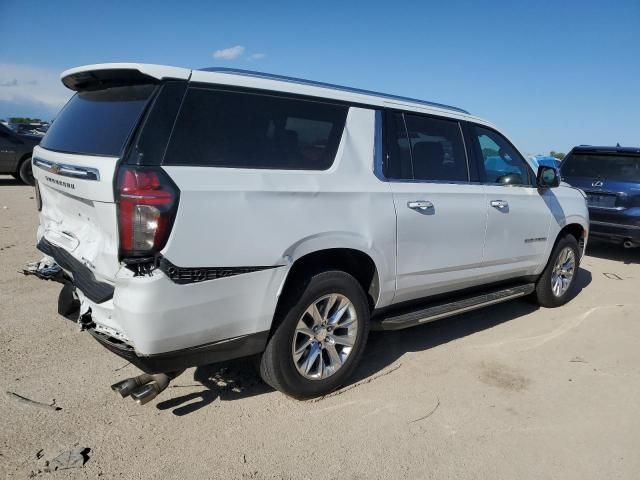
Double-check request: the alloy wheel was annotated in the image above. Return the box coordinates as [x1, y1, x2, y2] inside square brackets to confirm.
[291, 293, 358, 380]
[550, 246, 576, 297]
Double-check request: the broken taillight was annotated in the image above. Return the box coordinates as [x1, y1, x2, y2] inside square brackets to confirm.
[116, 166, 179, 258]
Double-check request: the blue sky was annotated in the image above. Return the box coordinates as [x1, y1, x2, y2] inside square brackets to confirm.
[1, 0, 638, 154]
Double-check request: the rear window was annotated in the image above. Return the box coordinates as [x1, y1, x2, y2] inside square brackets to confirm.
[163, 88, 348, 170]
[41, 84, 156, 156]
[562, 154, 640, 182]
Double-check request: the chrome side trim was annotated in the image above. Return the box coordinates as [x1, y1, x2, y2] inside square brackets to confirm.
[33, 157, 100, 181]
[588, 205, 625, 211]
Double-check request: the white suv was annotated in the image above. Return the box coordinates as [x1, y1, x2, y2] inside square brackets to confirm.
[29, 63, 589, 402]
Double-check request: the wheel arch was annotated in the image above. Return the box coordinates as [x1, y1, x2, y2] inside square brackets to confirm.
[557, 222, 587, 256]
[279, 247, 381, 311]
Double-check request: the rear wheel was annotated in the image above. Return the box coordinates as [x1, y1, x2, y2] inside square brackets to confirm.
[533, 234, 580, 307]
[17, 157, 34, 185]
[260, 270, 370, 399]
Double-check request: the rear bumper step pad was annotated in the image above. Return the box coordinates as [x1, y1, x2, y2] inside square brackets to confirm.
[37, 238, 115, 304]
[374, 283, 535, 331]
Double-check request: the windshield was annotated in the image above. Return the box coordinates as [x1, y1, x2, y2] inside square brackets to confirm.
[41, 84, 156, 156]
[561, 154, 640, 183]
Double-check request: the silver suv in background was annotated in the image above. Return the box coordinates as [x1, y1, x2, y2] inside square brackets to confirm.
[28, 64, 589, 401]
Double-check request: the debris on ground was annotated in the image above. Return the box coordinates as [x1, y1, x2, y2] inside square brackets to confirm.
[28, 447, 91, 477]
[5, 391, 61, 411]
[409, 397, 441, 423]
[44, 447, 91, 472]
[114, 362, 131, 372]
[603, 272, 623, 280]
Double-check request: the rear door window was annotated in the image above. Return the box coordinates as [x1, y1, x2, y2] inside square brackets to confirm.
[561, 154, 640, 182]
[384, 111, 469, 182]
[41, 84, 156, 156]
[404, 114, 469, 182]
[163, 88, 348, 170]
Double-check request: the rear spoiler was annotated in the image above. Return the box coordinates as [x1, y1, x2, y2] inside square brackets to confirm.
[61, 63, 191, 91]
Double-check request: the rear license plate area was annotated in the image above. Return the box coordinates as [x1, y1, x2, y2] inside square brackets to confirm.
[587, 193, 616, 208]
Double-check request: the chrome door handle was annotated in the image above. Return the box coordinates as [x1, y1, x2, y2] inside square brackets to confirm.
[490, 200, 508, 209]
[407, 200, 434, 211]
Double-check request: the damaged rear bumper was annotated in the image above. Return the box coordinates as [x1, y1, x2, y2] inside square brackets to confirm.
[25, 240, 282, 373]
[88, 326, 268, 374]
[36, 238, 115, 303]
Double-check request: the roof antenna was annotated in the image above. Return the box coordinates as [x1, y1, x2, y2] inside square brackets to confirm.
[617, 142, 621, 147]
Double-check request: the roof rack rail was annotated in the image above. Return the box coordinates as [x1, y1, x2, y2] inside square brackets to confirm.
[199, 67, 470, 115]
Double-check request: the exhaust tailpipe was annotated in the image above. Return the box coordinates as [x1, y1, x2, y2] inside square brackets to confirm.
[130, 374, 172, 405]
[111, 374, 154, 398]
[623, 240, 638, 249]
[112, 370, 185, 405]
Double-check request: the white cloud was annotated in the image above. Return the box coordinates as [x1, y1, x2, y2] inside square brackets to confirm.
[0, 64, 71, 118]
[248, 53, 266, 61]
[212, 45, 245, 60]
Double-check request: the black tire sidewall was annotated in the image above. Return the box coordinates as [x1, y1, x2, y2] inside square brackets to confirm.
[263, 270, 370, 399]
[536, 235, 580, 307]
[18, 157, 34, 185]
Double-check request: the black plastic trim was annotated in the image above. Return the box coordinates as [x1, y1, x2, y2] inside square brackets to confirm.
[124, 80, 189, 166]
[589, 222, 640, 243]
[62, 68, 161, 91]
[373, 283, 535, 331]
[158, 257, 281, 284]
[37, 238, 115, 303]
[89, 328, 269, 374]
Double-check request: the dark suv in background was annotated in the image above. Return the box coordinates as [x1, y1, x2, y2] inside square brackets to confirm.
[561, 145, 640, 248]
[0, 123, 40, 185]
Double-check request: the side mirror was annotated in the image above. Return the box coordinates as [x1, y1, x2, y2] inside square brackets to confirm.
[537, 166, 560, 188]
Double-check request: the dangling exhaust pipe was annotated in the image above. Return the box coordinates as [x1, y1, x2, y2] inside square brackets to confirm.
[111, 374, 154, 398]
[130, 373, 173, 405]
[111, 370, 185, 405]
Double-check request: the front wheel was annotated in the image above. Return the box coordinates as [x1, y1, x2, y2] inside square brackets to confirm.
[533, 234, 580, 307]
[260, 270, 370, 399]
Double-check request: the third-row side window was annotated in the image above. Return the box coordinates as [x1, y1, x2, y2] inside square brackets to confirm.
[163, 88, 348, 170]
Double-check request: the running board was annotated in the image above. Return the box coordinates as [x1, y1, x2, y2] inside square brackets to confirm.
[373, 283, 535, 331]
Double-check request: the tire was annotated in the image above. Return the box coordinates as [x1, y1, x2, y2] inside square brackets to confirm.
[260, 270, 370, 399]
[533, 234, 580, 308]
[17, 157, 34, 185]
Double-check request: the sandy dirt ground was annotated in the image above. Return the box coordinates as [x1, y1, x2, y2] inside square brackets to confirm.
[1, 175, 639, 479]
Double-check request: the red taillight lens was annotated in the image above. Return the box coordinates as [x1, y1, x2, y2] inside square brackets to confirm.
[116, 166, 179, 258]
